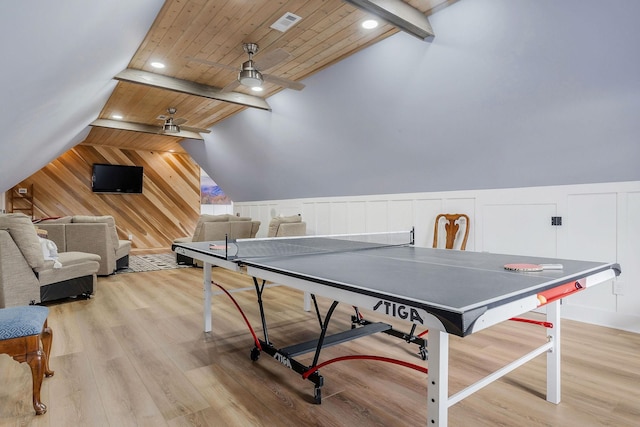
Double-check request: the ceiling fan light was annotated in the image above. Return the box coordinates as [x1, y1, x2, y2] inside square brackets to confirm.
[238, 69, 263, 87]
[163, 120, 180, 133]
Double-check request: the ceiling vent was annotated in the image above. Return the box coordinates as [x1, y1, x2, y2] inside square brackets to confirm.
[270, 12, 302, 32]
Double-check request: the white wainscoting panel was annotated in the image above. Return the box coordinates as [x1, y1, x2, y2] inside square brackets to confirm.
[618, 192, 640, 316]
[388, 199, 414, 235]
[312, 202, 331, 236]
[236, 181, 640, 332]
[562, 193, 618, 312]
[414, 199, 445, 248]
[330, 202, 349, 235]
[347, 201, 367, 234]
[482, 203, 558, 258]
[366, 200, 389, 232]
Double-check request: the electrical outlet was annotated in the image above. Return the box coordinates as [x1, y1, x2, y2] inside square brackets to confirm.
[613, 279, 624, 295]
[128, 234, 133, 240]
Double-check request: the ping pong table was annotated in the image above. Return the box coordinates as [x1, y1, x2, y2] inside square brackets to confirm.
[172, 231, 621, 426]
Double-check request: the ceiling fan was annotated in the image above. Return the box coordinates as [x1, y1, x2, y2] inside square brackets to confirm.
[157, 108, 210, 134]
[188, 43, 305, 92]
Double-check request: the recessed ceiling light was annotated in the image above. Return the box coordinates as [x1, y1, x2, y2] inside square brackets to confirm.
[362, 19, 379, 29]
[112, 114, 123, 120]
[251, 86, 263, 92]
[168, 149, 175, 153]
[150, 62, 165, 69]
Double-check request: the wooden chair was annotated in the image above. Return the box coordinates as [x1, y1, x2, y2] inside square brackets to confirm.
[433, 213, 470, 250]
[0, 306, 54, 415]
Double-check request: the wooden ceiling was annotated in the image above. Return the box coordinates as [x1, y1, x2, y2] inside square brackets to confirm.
[81, 0, 450, 154]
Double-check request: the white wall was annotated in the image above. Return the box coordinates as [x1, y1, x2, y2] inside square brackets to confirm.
[0, 0, 165, 193]
[235, 180, 640, 333]
[186, 0, 640, 203]
[201, 203, 233, 216]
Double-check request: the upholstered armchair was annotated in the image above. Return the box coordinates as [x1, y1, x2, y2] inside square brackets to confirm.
[36, 215, 131, 275]
[173, 214, 261, 266]
[267, 214, 307, 237]
[0, 213, 101, 307]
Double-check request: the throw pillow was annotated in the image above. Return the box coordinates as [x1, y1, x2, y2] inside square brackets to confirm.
[0, 213, 44, 269]
[38, 237, 62, 268]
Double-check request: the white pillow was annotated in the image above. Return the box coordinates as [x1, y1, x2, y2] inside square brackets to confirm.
[39, 237, 62, 268]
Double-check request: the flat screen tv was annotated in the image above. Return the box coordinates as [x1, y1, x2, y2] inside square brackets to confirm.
[92, 164, 143, 194]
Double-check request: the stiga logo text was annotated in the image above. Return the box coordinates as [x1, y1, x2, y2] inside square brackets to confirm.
[273, 352, 292, 368]
[373, 300, 424, 324]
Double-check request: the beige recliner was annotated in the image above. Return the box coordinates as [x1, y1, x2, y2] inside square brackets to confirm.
[37, 215, 131, 276]
[0, 213, 101, 307]
[173, 214, 261, 266]
[268, 214, 307, 237]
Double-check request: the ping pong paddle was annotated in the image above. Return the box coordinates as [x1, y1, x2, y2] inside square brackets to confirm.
[504, 263, 564, 272]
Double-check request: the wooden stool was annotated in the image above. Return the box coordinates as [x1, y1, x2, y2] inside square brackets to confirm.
[0, 306, 54, 415]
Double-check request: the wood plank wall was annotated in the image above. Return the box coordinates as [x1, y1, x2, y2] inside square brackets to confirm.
[6, 146, 201, 251]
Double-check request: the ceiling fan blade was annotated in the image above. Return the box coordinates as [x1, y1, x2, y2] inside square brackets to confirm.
[90, 119, 204, 140]
[254, 48, 292, 71]
[221, 79, 241, 93]
[173, 117, 188, 126]
[263, 74, 305, 91]
[186, 56, 237, 72]
[181, 125, 211, 134]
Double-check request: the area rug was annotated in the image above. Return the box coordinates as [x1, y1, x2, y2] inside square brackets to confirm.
[118, 253, 190, 273]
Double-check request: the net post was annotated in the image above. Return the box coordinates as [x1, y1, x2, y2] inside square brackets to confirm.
[410, 227, 415, 245]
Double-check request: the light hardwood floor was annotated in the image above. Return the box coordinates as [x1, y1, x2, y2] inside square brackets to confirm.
[1, 266, 639, 426]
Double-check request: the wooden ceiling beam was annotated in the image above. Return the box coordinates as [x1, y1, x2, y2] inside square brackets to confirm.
[90, 118, 204, 140]
[342, 0, 434, 40]
[114, 69, 272, 111]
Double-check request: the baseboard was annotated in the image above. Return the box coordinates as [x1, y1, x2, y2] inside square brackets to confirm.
[561, 305, 640, 334]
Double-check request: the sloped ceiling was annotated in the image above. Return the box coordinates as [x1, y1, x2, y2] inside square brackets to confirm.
[189, 0, 640, 201]
[1, 0, 164, 192]
[1, 0, 450, 193]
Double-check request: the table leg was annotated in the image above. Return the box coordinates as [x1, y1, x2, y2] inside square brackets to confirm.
[546, 300, 561, 403]
[303, 291, 311, 312]
[203, 262, 212, 333]
[427, 329, 449, 426]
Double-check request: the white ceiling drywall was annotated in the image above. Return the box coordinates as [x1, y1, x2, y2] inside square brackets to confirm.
[0, 0, 164, 192]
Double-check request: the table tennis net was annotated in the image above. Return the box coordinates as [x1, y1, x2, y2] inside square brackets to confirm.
[210, 230, 414, 260]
